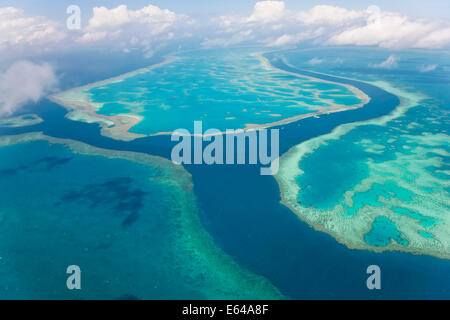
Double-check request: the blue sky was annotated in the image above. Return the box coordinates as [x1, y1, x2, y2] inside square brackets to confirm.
[3, 0, 450, 20]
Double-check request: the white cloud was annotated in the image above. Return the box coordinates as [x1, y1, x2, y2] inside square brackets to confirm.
[88, 4, 180, 32]
[264, 28, 324, 47]
[369, 55, 398, 68]
[0, 7, 66, 51]
[202, 30, 254, 47]
[77, 31, 107, 43]
[205, 1, 296, 48]
[88, 5, 132, 29]
[80, 4, 188, 46]
[329, 11, 436, 48]
[266, 34, 294, 47]
[0, 61, 58, 116]
[414, 28, 450, 49]
[0, 4, 191, 59]
[308, 57, 324, 65]
[208, 2, 450, 49]
[2, 2, 450, 59]
[419, 64, 438, 72]
[297, 5, 365, 26]
[247, 1, 286, 23]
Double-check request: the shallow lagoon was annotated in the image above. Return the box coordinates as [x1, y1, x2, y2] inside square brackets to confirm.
[54, 48, 367, 138]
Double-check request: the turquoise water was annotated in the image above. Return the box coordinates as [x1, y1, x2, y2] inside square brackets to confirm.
[364, 216, 409, 247]
[279, 47, 449, 249]
[86, 48, 364, 135]
[342, 181, 413, 216]
[295, 134, 370, 210]
[393, 207, 438, 228]
[0, 139, 185, 299]
[0, 137, 282, 299]
[419, 231, 433, 239]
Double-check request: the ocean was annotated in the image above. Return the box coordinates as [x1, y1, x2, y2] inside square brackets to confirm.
[0, 47, 448, 299]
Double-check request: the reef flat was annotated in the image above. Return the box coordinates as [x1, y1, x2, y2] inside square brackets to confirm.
[50, 48, 369, 140]
[0, 132, 283, 299]
[0, 114, 43, 128]
[49, 57, 176, 141]
[276, 81, 450, 259]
